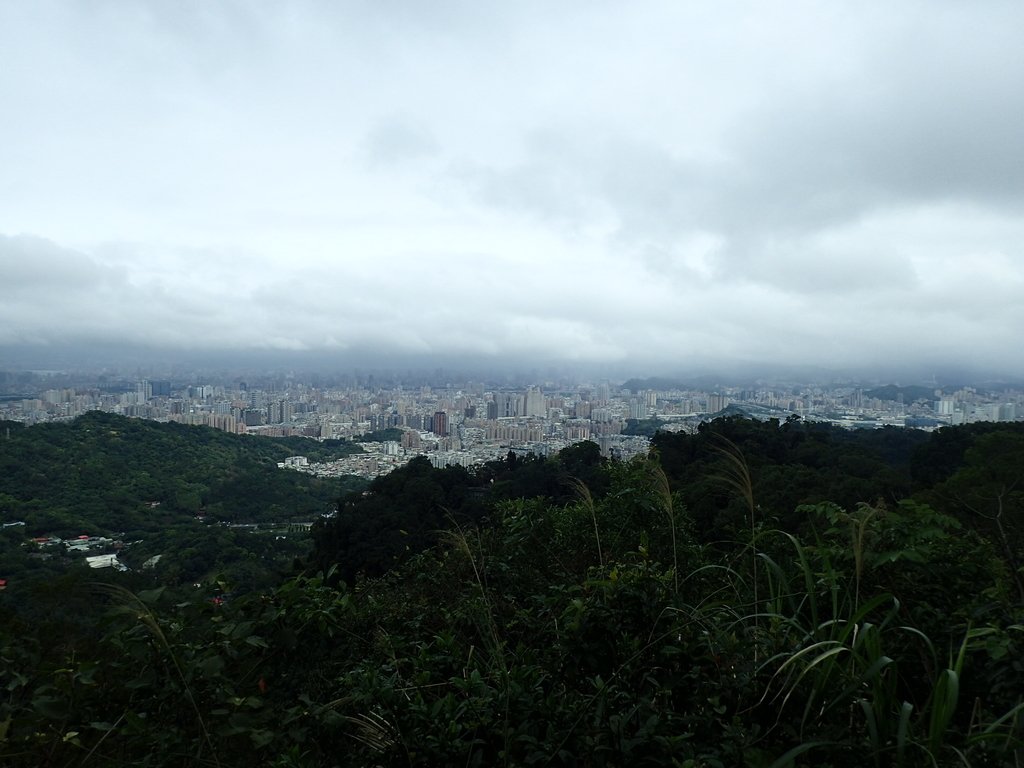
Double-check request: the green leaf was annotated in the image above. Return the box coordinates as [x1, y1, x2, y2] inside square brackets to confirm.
[137, 587, 165, 605]
[198, 655, 226, 677]
[32, 695, 69, 720]
[249, 728, 276, 748]
[768, 741, 830, 768]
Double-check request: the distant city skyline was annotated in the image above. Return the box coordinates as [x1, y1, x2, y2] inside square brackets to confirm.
[6, 365, 1020, 482]
[2, 3, 1023, 376]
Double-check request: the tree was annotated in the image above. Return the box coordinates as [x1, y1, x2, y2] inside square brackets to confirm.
[933, 430, 1024, 601]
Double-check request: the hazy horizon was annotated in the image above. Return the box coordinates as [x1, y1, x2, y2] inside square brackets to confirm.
[3, 342, 1021, 393]
[3, 2, 1023, 376]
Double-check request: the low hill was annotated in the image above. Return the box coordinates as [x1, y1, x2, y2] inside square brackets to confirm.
[864, 383, 936, 403]
[0, 411, 363, 537]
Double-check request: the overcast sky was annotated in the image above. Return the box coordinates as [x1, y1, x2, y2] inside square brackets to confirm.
[2, 1, 1023, 378]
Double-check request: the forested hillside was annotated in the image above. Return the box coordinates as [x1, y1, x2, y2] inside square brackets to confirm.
[1, 416, 1023, 766]
[0, 411, 362, 532]
[0, 412, 366, 594]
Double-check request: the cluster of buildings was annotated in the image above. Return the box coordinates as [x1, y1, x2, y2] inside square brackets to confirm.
[931, 388, 1018, 425]
[23, 533, 129, 570]
[3, 373, 1023, 481]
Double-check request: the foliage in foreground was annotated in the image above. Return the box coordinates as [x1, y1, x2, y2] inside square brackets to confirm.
[2, 448, 1023, 767]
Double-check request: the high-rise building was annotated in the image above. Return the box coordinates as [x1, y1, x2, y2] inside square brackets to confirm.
[707, 393, 729, 413]
[524, 387, 545, 417]
[432, 410, 449, 437]
[494, 393, 521, 418]
[629, 398, 647, 420]
[267, 399, 293, 425]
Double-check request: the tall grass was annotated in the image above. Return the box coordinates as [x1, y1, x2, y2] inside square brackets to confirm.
[649, 463, 679, 593]
[567, 475, 603, 569]
[747, 532, 1024, 766]
[710, 434, 759, 655]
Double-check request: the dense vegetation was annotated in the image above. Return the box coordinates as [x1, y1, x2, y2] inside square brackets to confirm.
[621, 417, 665, 436]
[0, 412, 366, 594]
[352, 427, 405, 443]
[1, 416, 1023, 766]
[311, 440, 607, 583]
[0, 411, 363, 532]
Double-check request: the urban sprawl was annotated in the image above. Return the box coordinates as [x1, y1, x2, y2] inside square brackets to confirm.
[4, 376, 1022, 481]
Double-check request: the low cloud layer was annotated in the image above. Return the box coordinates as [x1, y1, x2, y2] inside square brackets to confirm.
[1, 2, 1023, 377]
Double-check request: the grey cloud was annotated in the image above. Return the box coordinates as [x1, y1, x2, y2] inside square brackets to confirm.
[717, 13, 1024, 234]
[0, 235, 117, 292]
[0, 235, 265, 349]
[444, 3, 1024, 305]
[449, 134, 604, 229]
[719, 234, 922, 296]
[362, 116, 440, 168]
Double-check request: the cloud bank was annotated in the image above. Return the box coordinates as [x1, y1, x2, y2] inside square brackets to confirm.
[1, 1, 1022, 376]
